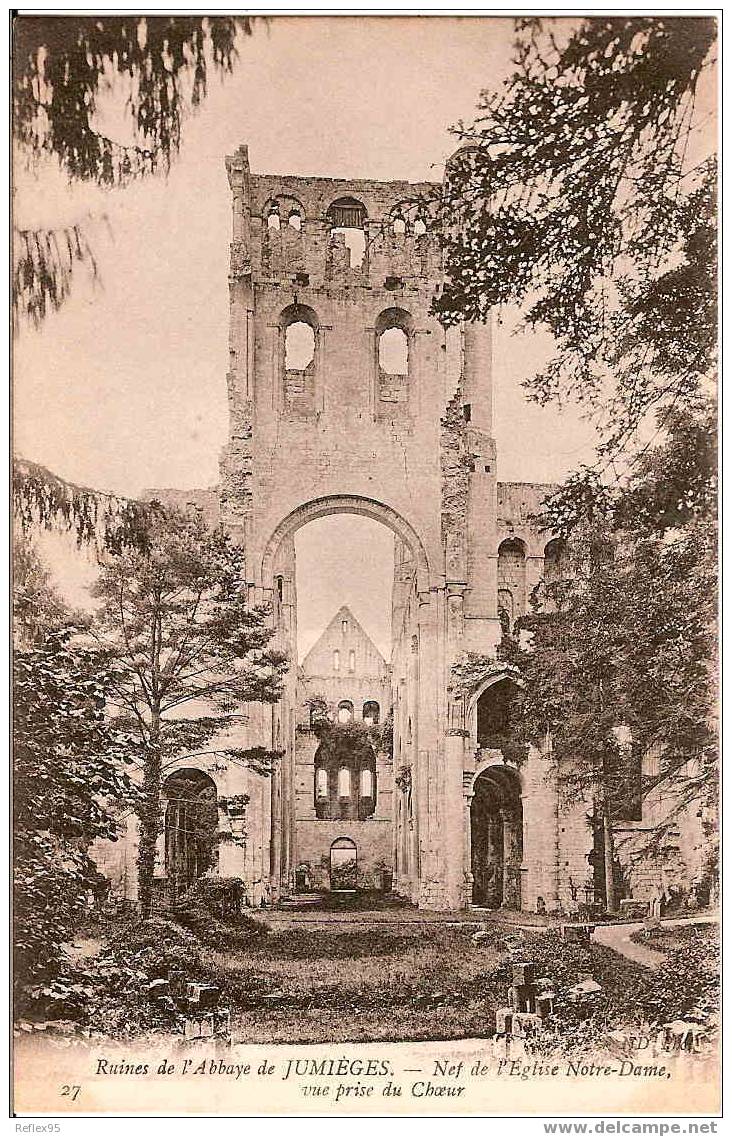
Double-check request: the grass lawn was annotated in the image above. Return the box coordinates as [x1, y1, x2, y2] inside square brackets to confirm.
[21, 913, 717, 1047]
[207, 925, 506, 1043]
[193, 921, 647, 1044]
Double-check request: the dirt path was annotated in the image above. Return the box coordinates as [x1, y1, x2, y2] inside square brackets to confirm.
[593, 914, 717, 969]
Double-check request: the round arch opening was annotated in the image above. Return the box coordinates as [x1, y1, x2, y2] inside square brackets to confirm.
[162, 768, 218, 893]
[329, 837, 358, 891]
[261, 494, 431, 595]
[470, 765, 523, 910]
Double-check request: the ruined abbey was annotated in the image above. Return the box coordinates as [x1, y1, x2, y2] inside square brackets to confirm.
[94, 145, 710, 914]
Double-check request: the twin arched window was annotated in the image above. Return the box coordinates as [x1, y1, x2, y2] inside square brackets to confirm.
[265, 196, 304, 232]
[388, 202, 429, 238]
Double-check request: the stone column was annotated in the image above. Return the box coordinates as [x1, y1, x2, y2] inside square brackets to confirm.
[462, 320, 493, 434]
[416, 588, 445, 907]
[501, 808, 520, 909]
[462, 771, 476, 908]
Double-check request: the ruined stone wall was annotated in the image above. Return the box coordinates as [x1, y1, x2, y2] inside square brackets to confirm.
[291, 607, 393, 889]
[613, 760, 716, 905]
[220, 145, 577, 910]
[140, 487, 221, 530]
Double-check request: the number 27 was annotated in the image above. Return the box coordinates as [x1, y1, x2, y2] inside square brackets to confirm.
[60, 1085, 81, 1101]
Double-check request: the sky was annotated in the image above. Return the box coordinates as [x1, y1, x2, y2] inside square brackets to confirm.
[14, 16, 600, 660]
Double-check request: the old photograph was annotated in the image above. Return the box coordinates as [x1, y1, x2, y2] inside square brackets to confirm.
[11, 13, 719, 1117]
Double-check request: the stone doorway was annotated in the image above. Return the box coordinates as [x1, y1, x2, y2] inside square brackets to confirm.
[329, 836, 358, 891]
[470, 766, 523, 909]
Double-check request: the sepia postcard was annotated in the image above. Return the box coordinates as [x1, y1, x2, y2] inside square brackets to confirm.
[11, 12, 720, 1119]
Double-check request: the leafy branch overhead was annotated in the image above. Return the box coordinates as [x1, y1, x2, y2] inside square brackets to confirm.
[13, 16, 248, 185]
[436, 17, 717, 484]
[13, 456, 155, 551]
[12, 16, 253, 326]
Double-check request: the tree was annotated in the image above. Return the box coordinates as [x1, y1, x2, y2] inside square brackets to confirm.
[12, 15, 252, 327]
[13, 456, 153, 553]
[496, 508, 716, 911]
[13, 527, 67, 647]
[438, 17, 718, 905]
[87, 507, 287, 917]
[436, 16, 716, 498]
[14, 627, 139, 993]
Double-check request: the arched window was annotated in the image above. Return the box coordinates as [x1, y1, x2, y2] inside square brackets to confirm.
[363, 700, 380, 725]
[413, 217, 427, 237]
[316, 767, 329, 799]
[288, 210, 302, 230]
[163, 769, 218, 890]
[267, 209, 280, 231]
[285, 321, 315, 370]
[341, 618, 348, 635]
[360, 767, 374, 798]
[348, 649, 356, 673]
[476, 677, 516, 749]
[337, 700, 353, 724]
[379, 327, 408, 374]
[280, 303, 319, 418]
[375, 308, 412, 414]
[338, 767, 351, 797]
[497, 538, 527, 621]
[327, 196, 367, 270]
[333, 649, 340, 672]
[544, 538, 567, 585]
[392, 216, 406, 236]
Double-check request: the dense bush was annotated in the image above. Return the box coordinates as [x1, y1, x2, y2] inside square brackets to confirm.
[633, 924, 719, 1025]
[16, 918, 203, 1035]
[13, 629, 138, 993]
[171, 878, 266, 947]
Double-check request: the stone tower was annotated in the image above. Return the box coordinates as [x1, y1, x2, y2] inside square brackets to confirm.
[220, 144, 549, 910]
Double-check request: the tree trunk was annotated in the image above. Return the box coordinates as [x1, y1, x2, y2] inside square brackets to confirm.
[601, 803, 618, 914]
[137, 712, 162, 920]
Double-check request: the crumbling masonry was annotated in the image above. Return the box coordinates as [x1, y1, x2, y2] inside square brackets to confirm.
[94, 145, 711, 914]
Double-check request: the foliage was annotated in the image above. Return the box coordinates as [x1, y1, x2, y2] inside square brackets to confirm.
[498, 510, 717, 910]
[437, 16, 717, 487]
[87, 507, 287, 917]
[450, 651, 520, 698]
[17, 917, 203, 1032]
[171, 879, 266, 945]
[439, 16, 718, 903]
[13, 15, 252, 326]
[308, 697, 393, 757]
[304, 693, 329, 726]
[13, 527, 68, 646]
[633, 923, 718, 1025]
[13, 456, 153, 550]
[313, 717, 388, 759]
[13, 628, 140, 989]
[219, 793, 249, 818]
